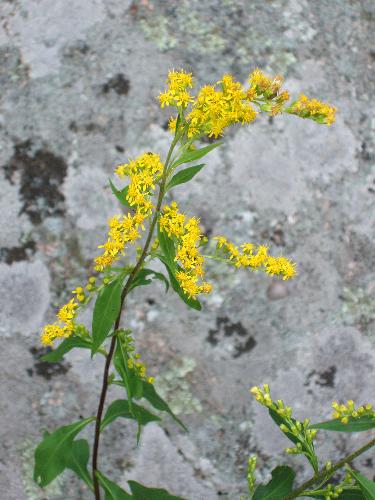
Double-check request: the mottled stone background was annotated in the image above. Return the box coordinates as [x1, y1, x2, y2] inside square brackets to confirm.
[1, 1, 374, 499]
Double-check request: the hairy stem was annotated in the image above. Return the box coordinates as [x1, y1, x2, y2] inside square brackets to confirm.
[284, 436, 375, 499]
[92, 133, 179, 499]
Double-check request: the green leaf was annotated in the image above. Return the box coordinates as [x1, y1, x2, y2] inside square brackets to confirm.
[252, 466, 295, 500]
[157, 255, 201, 311]
[97, 472, 133, 499]
[65, 439, 93, 490]
[157, 224, 176, 269]
[310, 416, 375, 433]
[350, 471, 375, 500]
[92, 276, 124, 354]
[166, 164, 205, 191]
[42, 336, 93, 362]
[142, 380, 187, 432]
[101, 399, 161, 431]
[114, 340, 136, 405]
[34, 417, 95, 487]
[128, 480, 186, 500]
[109, 179, 130, 208]
[172, 142, 223, 168]
[129, 268, 169, 293]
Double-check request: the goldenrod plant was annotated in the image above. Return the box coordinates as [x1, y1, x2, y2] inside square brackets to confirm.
[32, 69, 373, 499]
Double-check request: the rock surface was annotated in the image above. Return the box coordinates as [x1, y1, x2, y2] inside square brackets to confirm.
[0, 1, 374, 499]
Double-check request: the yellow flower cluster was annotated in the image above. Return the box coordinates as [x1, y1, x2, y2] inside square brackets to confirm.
[289, 94, 336, 125]
[115, 152, 164, 214]
[94, 211, 146, 272]
[332, 400, 374, 424]
[159, 201, 185, 237]
[186, 74, 257, 138]
[248, 68, 290, 116]
[158, 69, 194, 109]
[95, 153, 163, 272]
[41, 299, 78, 346]
[159, 202, 212, 299]
[161, 68, 336, 138]
[250, 385, 318, 455]
[215, 236, 297, 280]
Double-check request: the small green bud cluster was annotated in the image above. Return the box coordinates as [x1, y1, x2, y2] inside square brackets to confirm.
[332, 400, 375, 424]
[246, 456, 257, 494]
[321, 483, 344, 499]
[250, 385, 318, 470]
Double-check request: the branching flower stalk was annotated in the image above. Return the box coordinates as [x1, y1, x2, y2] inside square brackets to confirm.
[32, 69, 375, 500]
[91, 128, 180, 500]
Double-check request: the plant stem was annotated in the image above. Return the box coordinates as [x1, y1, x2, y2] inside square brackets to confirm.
[284, 436, 375, 499]
[91, 133, 179, 500]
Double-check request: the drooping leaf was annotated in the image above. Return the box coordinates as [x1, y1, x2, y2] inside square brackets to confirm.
[129, 268, 169, 293]
[142, 380, 187, 432]
[34, 417, 95, 487]
[157, 224, 176, 269]
[157, 255, 201, 311]
[42, 336, 93, 363]
[92, 276, 124, 354]
[350, 471, 375, 500]
[97, 472, 133, 500]
[109, 179, 130, 208]
[65, 439, 93, 490]
[252, 466, 295, 500]
[166, 164, 205, 191]
[101, 399, 161, 431]
[128, 480, 186, 500]
[113, 340, 136, 405]
[310, 416, 375, 433]
[172, 142, 223, 168]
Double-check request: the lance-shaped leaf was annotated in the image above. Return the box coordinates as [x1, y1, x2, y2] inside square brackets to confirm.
[114, 339, 143, 402]
[128, 480, 186, 499]
[166, 164, 205, 191]
[350, 471, 375, 500]
[34, 417, 95, 487]
[157, 223, 176, 269]
[97, 472, 133, 500]
[42, 336, 93, 363]
[172, 142, 223, 168]
[142, 380, 187, 432]
[252, 466, 295, 500]
[310, 416, 375, 433]
[92, 276, 124, 354]
[109, 179, 131, 208]
[101, 399, 161, 431]
[129, 268, 169, 293]
[65, 439, 93, 490]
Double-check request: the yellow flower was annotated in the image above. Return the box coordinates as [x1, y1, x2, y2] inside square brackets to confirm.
[57, 299, 78, 323]
[289, 94, 336, 125]
[215, 236, 297, 280]
[161, 202, 212, 299]
[159, 202, 186, 237]
[158, 69, 194, 109]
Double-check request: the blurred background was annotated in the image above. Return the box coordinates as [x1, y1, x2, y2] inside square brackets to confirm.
[0, 1, 374, 498]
